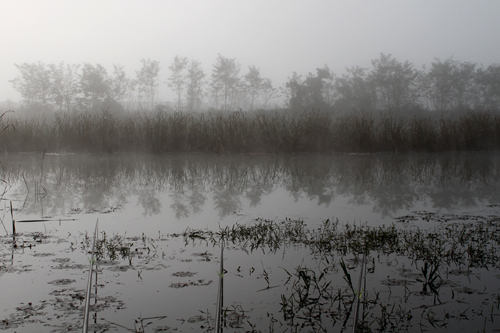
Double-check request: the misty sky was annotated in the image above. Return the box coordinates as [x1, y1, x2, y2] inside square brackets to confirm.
[1, 0, 499, 103]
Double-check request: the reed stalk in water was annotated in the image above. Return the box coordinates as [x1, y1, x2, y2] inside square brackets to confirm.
[83, 220, 99, 333]
[215, 238, 225, 333]
[352, 251, 367, 332]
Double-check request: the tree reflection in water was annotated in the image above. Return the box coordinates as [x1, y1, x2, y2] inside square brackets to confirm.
[2, 152, 499, 223]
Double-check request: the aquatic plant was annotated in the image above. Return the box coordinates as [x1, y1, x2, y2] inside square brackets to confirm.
[180, 216, 500, 331]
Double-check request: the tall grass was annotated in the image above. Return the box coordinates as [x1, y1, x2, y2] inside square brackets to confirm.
[1, 109, 500, 153]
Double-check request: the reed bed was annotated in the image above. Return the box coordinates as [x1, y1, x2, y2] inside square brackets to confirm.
[1, 109, 500, 153]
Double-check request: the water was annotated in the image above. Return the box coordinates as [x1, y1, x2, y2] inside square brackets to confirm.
[3, 152, 500, 234]
[1, 152, 499, 332]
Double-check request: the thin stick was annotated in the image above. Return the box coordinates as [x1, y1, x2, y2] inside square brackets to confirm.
[16, 218, 77, 223]
[83, 220, 99, 333]
[361, 252, 367, 328]
[22, 173, 29, 193]
[215, 238, 224, 333]
[352, 251, 366, 333]
[40, 149, 46, 186]
[0, 216, 7, 234]
[10, 201, 15, 235]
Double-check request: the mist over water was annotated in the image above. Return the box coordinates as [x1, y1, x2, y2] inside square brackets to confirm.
[3, 152, 499, 234]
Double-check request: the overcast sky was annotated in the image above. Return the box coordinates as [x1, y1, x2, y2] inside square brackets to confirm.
[1, 0, 499, 103]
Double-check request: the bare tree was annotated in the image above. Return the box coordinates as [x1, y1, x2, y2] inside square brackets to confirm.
[260, 78, 277, 109]
[48, 62, 80, 112]
[185, 59, 205, 112]
[211, 54, 240, 110]
[167, 56, 189, 111]
[136, 58, 161, 110]
[244, 65, 263, 110]
[110, 64, 131, 107]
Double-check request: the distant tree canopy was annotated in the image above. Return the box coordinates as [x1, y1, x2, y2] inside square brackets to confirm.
[185, 59, 205, 112]
[284, 54, 500, 113]
[283, 66, 333, 111]
[10, 61, 129, 113]
[9, 53, 500, 113]
[370, 54, 419, 110]
[136, 58, 161, 110]
[167, 55, 188, 111]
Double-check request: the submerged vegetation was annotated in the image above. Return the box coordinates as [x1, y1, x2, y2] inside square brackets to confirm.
[3, 214, 500, 331]
[184, 216, 500, 332]
[73, 215, 500, 332]
[1, 109, 500, 153]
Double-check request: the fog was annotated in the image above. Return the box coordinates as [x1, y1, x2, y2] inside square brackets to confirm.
[1, 0, 499, 104]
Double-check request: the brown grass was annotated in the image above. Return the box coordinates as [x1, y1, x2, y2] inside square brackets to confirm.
[0, 109, 499, 153]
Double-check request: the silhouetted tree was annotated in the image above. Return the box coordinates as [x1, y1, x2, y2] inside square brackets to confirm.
[244, 65, 263, 110]
[79, 63, 110, 111]
[421, 57, 477, 111]
[136, 58, 161, 110]
[321, 71, 337, 108]
[211, 54, 240, 110]
[109, 64, 131, 107]
[48, 62, 80, 112]
[10, 62, 52, 106]
[185, 59, 205, 112]
[284, 66, 332, 111]
[476, 63, 500, 110]
[369, 53, 419, 110]
[261, 78, 277, 109]
[283, 72, 306, 110]
[167, 55, 188, 110]
[334, 66, 375, 112]
[304, 66, 332, 110]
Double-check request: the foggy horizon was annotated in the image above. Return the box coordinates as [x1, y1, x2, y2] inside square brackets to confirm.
[2, 0, 499, 105]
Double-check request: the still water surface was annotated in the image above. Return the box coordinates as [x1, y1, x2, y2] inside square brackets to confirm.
[1, 152, 499, 332]
[3, 152, 500, 234]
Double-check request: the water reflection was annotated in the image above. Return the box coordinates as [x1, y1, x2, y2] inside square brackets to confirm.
[1, 152, 499, 223]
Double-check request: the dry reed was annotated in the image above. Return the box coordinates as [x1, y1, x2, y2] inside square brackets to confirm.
[0, 109, 499, 153]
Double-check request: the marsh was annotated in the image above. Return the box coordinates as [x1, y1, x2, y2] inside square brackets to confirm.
[1, 152, 500, 332]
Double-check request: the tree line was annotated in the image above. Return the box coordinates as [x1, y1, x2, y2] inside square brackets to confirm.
[9, 54, 277, 113]
[9, 53, 500, 114]
[286, 54, 500, 113]
[10, 59, 161, 113]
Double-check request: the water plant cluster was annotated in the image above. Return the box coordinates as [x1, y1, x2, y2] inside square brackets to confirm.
[1, 109, 500, 153]
[185, 217, 500, 272]
[80, 230, 156, 266]
[4, 214, 500, 332]
[182, 217, 500, 332]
